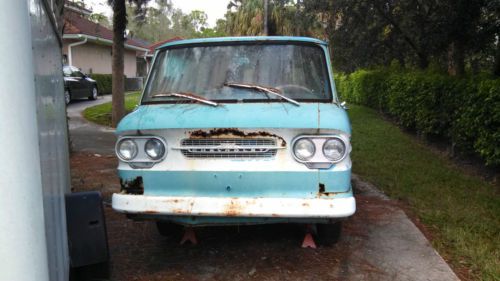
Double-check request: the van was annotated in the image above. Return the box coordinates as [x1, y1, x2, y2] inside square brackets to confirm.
[112, 36, 355, 244]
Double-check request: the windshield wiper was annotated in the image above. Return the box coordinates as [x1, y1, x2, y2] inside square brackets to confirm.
[223, 82, 300, 106]
[151, 92, 218, 107]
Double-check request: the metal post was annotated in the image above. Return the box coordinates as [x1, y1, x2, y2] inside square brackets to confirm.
[264, 0, 269, 36]
[0, 1, 50, 281]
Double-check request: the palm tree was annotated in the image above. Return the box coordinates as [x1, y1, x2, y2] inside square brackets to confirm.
[226, 0, 320, 37]
[108, 0, 150, 127]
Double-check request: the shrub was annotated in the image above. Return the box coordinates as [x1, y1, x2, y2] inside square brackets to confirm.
[89, 74, 112, 95]
[453, 79, 500, 165]
[336, 69, 500, 165]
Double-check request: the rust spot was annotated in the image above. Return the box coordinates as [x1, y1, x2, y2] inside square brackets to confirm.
[189, 128, 287, 147]
[143, 210, 159, 214]
[302, 202, 310, 207]
[317, 183, 340, 197]
[163, 199, 183, 204]
[318, 192, 340, 197]
[223, 200, 243, 217]
[120, 177, 143, 195]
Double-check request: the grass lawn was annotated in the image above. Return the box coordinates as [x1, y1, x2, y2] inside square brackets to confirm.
[83, 92, 141, 127]
[349, 105, 499, 280]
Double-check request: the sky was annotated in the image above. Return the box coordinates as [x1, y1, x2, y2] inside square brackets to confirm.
[84, 0, 229, 27]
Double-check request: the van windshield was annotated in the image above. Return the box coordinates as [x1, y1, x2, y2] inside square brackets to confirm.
[142, 43, 332, 104]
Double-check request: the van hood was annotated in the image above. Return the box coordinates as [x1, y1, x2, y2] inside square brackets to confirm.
[116, 103, 351, 134]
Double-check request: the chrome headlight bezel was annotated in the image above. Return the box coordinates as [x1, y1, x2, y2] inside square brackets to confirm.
[291, 135, 350, 168]
[115, 136, 167, 166]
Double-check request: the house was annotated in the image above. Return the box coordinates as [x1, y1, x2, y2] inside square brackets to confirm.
[62, 2, 149, 78]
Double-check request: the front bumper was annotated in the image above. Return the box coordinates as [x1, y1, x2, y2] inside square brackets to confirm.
[112, 194, 356, 218]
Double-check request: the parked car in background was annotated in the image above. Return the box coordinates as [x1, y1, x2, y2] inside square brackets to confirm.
[63, 65, 98, 104]
[112, 37, 355, 245]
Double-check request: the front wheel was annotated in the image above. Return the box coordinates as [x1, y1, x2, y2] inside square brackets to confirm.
[156, 221, 183, 238]
[89, 86, 98, 100]
[316, 222, 342, 246]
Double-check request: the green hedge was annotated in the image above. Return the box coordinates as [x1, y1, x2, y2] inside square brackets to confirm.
[335, 70, 500, 166]
[89, 74, 112, 95]
[89, 74, 131, 95]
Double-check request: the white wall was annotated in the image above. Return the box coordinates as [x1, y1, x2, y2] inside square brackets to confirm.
[63, 41, 139, 77]
[0, 1, 51, 280]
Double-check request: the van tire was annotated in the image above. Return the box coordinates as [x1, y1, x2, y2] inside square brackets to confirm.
[156, 221, 182, 237]
[316, 222, 342, 246]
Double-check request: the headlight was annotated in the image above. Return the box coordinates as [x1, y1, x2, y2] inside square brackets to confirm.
[323, 138, 346, 162]
[293, 138, 315, 161]
[117, 139, 138, 160]
[145, 138, 165, 160]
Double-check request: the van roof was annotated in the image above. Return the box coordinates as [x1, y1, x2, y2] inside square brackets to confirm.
[156, 36, 328, 50]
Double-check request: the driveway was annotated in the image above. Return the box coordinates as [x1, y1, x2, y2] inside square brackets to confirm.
[67, 96, 116, 155]
[68, 100, 460, 281]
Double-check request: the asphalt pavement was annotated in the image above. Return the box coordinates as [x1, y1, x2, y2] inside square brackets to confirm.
[67, 95, 116, 155]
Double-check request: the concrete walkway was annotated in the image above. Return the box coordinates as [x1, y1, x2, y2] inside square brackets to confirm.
[345, 175, 460, 280]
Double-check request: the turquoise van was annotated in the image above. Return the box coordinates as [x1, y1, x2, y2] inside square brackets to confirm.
[112, 36, 355, 244]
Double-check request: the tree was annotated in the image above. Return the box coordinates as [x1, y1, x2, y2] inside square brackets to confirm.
[444, 0, 488, 76]
[89, 13, 111, 28]
[300, 0, 494, 72]
[126, 3, 218, 42]
[108, 0, 151, 127]
[185, 10, 208, 32]
[482, 0, 500, 76]
[225, 0, 320, 36]
[127, 0, 174, 42]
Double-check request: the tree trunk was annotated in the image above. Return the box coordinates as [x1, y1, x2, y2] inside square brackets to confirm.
[263, 0, 269, 36]
[111, 0, 126, 127]
[494, 44, 500, 77]
[447, 40, 465, 76]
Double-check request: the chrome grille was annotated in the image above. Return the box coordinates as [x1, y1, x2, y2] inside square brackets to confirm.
[179, 138, 278, 159]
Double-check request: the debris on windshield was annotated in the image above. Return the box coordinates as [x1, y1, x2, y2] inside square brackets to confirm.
[223, 82, 300, 106]
[152, 92, 218, 107]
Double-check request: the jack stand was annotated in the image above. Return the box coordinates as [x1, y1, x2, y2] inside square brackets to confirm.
[180, 227, 198, 245]
[301, 224, 317, 249]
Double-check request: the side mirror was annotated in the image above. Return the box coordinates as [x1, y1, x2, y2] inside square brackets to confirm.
[340, 101, 348, 110]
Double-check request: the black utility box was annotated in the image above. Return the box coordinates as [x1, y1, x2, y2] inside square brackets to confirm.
[65, 191, 109, 268]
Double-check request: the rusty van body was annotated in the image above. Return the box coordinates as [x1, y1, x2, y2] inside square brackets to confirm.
[112, 36, 355, 242]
